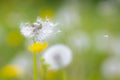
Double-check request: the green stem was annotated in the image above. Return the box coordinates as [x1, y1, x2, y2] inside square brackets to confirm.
[33, 53, 37, 80]
[40, 57, 47, 80]
[43, 66, 47, 80]
[61, 69, 66, 80]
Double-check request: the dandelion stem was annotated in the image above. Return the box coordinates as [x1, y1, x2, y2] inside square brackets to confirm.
[40, 57, 47, 80]
[61, 69, 66, 80]
[33, 53, 37, 80]
[43, 67, 47, 80]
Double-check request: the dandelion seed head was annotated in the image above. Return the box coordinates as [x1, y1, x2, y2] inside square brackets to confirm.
[43, 44, 72, 70]
[20, 17, 59, 42]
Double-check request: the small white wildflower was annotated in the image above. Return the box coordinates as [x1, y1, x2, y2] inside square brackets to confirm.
[42, 44, 72, 70]
[20, 17, 59, 42]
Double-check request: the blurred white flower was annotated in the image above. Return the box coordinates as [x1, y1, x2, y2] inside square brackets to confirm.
[20, 17, 59, 42]
[10, 52, 32, 75]
[101, 56, 120, 79]
[6, 12, 23, 27]
[56, 2, 81, 30]
[97, 1, 118, 16]
[109, 37, 120, 55]
[67, 32, 90, 52]
[1, 52, 33, 78]
[43, 44, 72, 70]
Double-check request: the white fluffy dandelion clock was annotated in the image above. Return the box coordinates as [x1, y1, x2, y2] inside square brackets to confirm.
[42, 44, 72, 70]
[20, 17, 59, 42]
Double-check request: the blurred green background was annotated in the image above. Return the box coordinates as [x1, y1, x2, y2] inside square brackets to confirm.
[0, 0, 120, 80]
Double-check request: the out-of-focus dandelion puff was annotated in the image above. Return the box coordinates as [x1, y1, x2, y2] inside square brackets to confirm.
[97, 1, 118, 16]
[10, 53, 32, 74]
[67, 32, 90, 51]
[110, 37, 120, 55]
[1, 65, 23, 78]
[6, 31, 23, 47]
[28, 42, 48, 53]
[43, 44, 72, 70]
[1, 53, 32, 78]
[6, 12, 23, 27]
[56, 2, 81, 29]
[20, 17, 59, 42]
[101, 56, 120, 79]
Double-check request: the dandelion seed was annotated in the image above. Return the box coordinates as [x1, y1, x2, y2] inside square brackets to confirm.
[103, 34, 109, 38]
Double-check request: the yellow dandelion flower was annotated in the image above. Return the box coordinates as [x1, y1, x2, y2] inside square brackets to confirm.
[28, 42, 48, 53]
[1, 65, 23, 78]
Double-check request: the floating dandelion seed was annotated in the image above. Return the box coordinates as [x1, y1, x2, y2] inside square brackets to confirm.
[103, 34, 109, 38]
[43, 44, 72, 70]
[20, 17, 59, 42]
